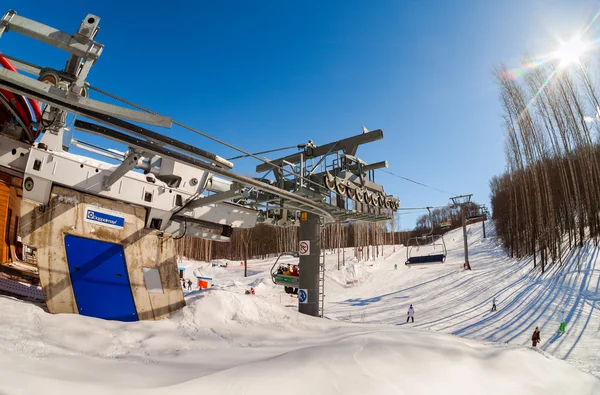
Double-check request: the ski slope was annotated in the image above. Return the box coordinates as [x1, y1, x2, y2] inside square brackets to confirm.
[183, 221, 600, 378]
[0, 221, 598, 394]
[324, 223, 600, 378]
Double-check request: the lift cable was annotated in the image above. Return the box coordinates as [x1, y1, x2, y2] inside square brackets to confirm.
[396, 210, 423, 216]
[227, 145, 298, 161]
[396, 205, 449, 211]
[378, 168, 457, 196]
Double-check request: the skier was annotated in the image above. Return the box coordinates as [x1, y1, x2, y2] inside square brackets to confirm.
[394, 263, 398, 270]
[491, 296, 497, 312]
[181, 278, 186, 289]
[250, 287, 255, 295]
[559, 310, 566, 334]
[531, 327, 541, 347]
[187, 279, 192, 291]
[406, 304, 415, 323]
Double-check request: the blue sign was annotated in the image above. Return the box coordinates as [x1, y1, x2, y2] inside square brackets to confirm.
[298, 289, 308, 304]
[84, 206, 125, 230]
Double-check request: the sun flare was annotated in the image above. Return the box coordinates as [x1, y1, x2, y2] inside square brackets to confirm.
[554, 35, 590, 67]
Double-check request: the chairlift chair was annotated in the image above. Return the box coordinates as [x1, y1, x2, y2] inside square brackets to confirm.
[270, 251, 300, 287]
[466, 214, 487, 224]
[405, 207, 447, 267]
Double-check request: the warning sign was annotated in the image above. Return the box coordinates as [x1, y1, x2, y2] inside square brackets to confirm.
[299, 240, 310, 256]
[301, 212, 308, 221]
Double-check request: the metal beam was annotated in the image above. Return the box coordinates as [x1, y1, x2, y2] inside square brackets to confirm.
[185, 188, 244, 210]
[0, 69, 172, 128]
[362, 160, 388, 173]
[102, 149, 143, 190]
[171, 215, 227, 231]
[70, 138, 126, 161]
[0, 11, 103, 60]
[256, 129, 384, 172]
[163, 220, 231, 242]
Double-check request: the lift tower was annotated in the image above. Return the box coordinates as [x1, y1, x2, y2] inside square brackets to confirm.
[451, 194, 473, 271]
[258, 131, 398, 317]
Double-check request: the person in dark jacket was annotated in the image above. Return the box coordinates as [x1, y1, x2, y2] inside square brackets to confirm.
[531, 327, 541, 347]
[187, 279, 192, 291]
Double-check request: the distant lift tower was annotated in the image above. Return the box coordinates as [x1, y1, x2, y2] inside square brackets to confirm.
[451, 194, 473, 271]
[257, 130, 399, 317]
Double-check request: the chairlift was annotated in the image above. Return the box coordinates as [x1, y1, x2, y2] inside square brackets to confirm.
[270, 251, 300, 288]
[466, 207, 488, 224]
[405, 207, 447, 267]
[466, 214, 487, 224]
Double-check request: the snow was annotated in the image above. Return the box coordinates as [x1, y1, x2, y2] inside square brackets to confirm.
[0, 221, 599, 394]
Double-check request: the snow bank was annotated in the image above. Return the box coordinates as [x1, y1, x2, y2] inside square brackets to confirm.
[0, 289, 598, 395]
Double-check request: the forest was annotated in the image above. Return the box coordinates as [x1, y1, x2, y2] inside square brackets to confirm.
[490, 59, 600, 272]
[173, 203, 479, 267]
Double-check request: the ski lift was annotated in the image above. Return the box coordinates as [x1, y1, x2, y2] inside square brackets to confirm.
[466, 214, 487, 224]
[270, 251, 300, 287]
[466, 207, 488, 224]
[405, 207, 447, 267]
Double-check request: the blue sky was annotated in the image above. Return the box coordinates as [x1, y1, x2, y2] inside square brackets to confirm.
[3, 0, 600, 229]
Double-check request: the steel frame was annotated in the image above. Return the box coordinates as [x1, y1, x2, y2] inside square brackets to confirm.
[0, 9, 399, 242]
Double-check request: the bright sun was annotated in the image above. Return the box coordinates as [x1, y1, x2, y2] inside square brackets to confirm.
[554, 35, 590, 67]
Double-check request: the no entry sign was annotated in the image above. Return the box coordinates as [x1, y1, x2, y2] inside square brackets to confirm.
[299, 240, 310, 255]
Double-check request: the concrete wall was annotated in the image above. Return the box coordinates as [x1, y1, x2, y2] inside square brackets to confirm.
[20, 186, 185, 320]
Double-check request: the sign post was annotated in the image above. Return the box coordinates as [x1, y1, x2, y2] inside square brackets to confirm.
[298, 211, 320, 317]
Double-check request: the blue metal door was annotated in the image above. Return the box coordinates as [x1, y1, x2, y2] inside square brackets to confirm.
[64, 235, 138, 321]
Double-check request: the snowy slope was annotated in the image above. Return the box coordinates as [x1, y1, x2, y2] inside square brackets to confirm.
[178, 221, 600, 378]
[324, 222, 600, 378]
[0, 289, 598, 395]
[0, 221, 599, 394]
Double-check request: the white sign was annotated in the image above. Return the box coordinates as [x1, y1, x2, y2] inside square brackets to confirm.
[142, 268, 164, 294]
[298, 289, 308, 303]
[83, 205, 125, 230]
[299, 240, 310, 256]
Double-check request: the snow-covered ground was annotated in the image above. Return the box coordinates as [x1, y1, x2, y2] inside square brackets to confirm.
[0, 221, 599, 394]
